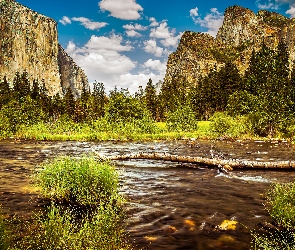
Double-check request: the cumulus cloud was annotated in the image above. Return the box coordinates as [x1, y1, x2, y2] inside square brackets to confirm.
[98, 0, 143, 20]
[189, 7, 199, 17]
[256, 0, 279, 9]
[71, 17, 108, 30]
[149, 17, 159, 27]
[125, 30, 142, 37]
[123, 23, 147, 30]
[123, 23, 147, 37]
[59, 16, 72, 25]
[191, 7, 224, 37]
[143, 59, 167, 73]
[65, 34, 165, 93]
[143, 39, 164, 57]
[65, 34, 137, 91]
[286, 6, 295, 17]
[150, 21, 182, 47]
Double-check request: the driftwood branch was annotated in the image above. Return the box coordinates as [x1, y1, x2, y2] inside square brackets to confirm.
[94, 152, 295, 171]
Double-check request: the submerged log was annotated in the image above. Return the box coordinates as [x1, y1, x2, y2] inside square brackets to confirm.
[94, 152, 295, 170]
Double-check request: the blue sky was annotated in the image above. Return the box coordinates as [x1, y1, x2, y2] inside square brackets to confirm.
[17, 0, 295, 93]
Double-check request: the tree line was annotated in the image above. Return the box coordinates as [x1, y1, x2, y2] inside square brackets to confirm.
[0, 39, 295, 137]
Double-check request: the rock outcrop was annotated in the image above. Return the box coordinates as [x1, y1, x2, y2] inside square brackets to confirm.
[164, 5, 295, 87]
[0, 0, 89, 97]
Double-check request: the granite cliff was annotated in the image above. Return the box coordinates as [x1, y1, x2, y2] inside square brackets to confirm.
[164, 5, 295, 87]
[0, 0, 88, 97]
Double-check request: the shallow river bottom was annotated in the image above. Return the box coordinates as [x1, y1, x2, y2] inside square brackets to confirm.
[1, 139, 295, 249]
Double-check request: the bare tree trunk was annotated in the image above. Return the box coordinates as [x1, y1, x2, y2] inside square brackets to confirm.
[94, 152, 295, 170]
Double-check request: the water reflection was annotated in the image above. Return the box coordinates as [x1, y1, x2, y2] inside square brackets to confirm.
[0, 139, 295, 249]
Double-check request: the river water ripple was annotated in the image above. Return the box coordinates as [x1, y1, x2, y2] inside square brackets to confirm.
[1, 139, 295, 249]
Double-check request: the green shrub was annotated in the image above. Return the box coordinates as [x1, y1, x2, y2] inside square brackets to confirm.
[166, 105, 197, 132]
[33, 156, 121, 206]
[209, 112, 247, 138]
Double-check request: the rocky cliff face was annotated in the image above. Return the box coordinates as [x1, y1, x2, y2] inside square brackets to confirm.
[0, 0, 89, 97]
[164, 5, 295, 87]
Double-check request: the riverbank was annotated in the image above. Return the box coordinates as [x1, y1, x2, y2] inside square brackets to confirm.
[1, 119, 288, 143]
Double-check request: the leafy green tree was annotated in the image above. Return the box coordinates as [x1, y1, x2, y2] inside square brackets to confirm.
[106, 88, 148, 122]
[166, 105, 197, 132]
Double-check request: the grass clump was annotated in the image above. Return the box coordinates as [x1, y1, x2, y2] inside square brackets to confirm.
[251, 182, 295, 249]
[15, 203, 132, 250]
[33, 156, 121, 206]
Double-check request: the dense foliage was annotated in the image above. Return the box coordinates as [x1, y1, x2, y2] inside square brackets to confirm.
[1, 39, 295, 139]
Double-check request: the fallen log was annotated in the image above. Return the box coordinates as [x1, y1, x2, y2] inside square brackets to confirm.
[94, 152, 295, 170]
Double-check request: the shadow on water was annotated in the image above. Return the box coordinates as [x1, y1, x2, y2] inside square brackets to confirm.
[0, 139, 295, 249]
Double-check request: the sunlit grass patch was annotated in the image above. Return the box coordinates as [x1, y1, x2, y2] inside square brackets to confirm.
[33, 156, 121, 206]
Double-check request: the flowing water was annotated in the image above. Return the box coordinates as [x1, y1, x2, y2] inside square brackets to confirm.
[1, 139, 295, 249]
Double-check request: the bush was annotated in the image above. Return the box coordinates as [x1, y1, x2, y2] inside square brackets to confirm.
[33, 156, 121, 206]
[209, 112, 247, 138]
[166, 105, 197, 132]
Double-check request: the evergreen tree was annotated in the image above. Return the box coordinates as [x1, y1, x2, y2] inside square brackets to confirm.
[31, 79, 40, 100]
[64, 86, 75, 120]
[92, 81, 106, 119]
[144, 79, 157, 120]
[0, 76, 11, 108]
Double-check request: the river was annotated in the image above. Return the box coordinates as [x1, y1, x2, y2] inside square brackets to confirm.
[0, 139, 295, 249]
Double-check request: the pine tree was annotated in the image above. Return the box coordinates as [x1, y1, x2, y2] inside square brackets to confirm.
[92, 81, 106, 119]
[144, 79, 157, 120]
[0, 76, 11, 108]
[64, 86, 75, 120]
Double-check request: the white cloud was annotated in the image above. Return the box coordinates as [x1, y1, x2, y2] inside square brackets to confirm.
[149, 17, 159, 27]
[65, 34, 135, 90]
[123, 23, 147, 31]
[123, 23, 147, 37]
[98, 0, 143, 20]
[189, 7, 199, 17]
[143, 59, 167, 73]
[256, 0, 279, 9]
[71, 17, 108, 30]
[286, 5, 295, 17]
[150, 21, 182, 47]
[118, 72, 163, 93]
[59, 16, 71, 25]
[64, 34, 164, 93]
[143, 39, 164, 57]
[125, 29, 142, 37]
[191, 7, 224, 37]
